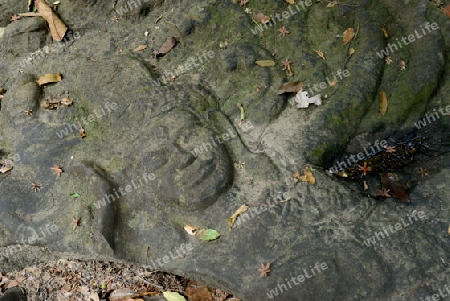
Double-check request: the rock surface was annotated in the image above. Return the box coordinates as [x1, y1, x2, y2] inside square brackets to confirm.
[0, 0, 449, 300]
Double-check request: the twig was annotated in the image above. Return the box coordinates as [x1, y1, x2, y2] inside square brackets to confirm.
[136, 276, 164, 290]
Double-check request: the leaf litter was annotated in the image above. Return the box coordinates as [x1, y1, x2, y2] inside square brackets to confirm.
[0, 260, 240, 300]
[35, 0, 68, 41]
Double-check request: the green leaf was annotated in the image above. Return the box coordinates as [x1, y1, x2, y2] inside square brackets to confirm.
[199, 228, 220, 241]
[0, 28, 5, 40]
[255, 60, 275, 67]
[70, 193, 80, 198]
[163, 291, 186, 301]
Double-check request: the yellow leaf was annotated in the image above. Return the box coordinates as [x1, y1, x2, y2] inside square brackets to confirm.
[299, 167, 315, 184]
[381, 25, 389, 38]
[328, 79, 337, 87]
[228, 204, 249, 230]
[37, 73, 62, 86]
[255, 60, 276, 67]
[285, 0, 295, 3]
[313, 50, 325, 60]
[276, 81, 303, 94]
[133, 45, 147, 53]
[184, 224, 199, 235]
[348, 48, 355, 55]
[380, 90, 388, 116]
[327, 1, 337, 8]
[36, 0, 67, 41]
[343, 28, 355, 45]
[163, 292, 186, 301]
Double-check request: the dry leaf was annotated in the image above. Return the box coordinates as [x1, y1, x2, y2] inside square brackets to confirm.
[363, 181, 369, 191]
[7, 280, 18, 288]
[28, 0, 35, 11]
[157, 37, 176, 56]
[294, 90, 321, 108]
[348, 48, 355, 55]
[184, 280, 214, 301]
[253, 12, 270, 24]
[380, 90, 388, 116]
[89, 292, 100, 301]
[36, 0, 68, 41]
[276, 81, 303, 94]
[448, 225, 450, 235]
[79, 125, 86, 138]
[299, 166, 315, 184]
[313, 50, 325, 60]
[0, 159, 14, 173]
[184, 224, 199, 235]
[442, 5, 450, 17]
[60, 97, 72, 106]
[285, 0, 294, 3]
[327, 1, 337, 7]
[133, 45, 147, 53]
[328, 79, 337, 87]
[37, 73, 62, 86]
[343, 28, 355, 45]
[228, 204, 249, 230]
[381, 25, 389, 38]
[255, 60, 275, 67]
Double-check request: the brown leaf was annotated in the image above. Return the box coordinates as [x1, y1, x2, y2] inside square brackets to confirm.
[89, 292, 100, 301]
[7, 280, 18, 288]
[157, 37, 176, 56]
[363, 181, 369, 191]
[252, 12, 270, 24]
[133, 45, 147, 53]
[79, 125, 86, 138]
[228, 204, 249, 230]
[313, 49, 325, 60]
[60, 97, 72, 106]
[184, 280, 214, 301]
[380, 90, 388, 116]
[36, 0, 67, 41]
[37, 73, 62, 86]
[343, 28, 355, 45]
[184, 224, 199, 235]
[276, 81, 303, 94]
[327, 1, 337, 7]
[442, 5, 450, 17]
[381, 173, 410, 203]
[299, 166, 315, 184]
[258, 263, 270, 277]
[0, 159, 14, 173]
[255, 60, 275, 67]
[285, 0, 294, 3]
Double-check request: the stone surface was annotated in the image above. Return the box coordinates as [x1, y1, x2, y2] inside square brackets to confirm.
[0, 0, 449, 300]
[0, 287, 27, 301]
